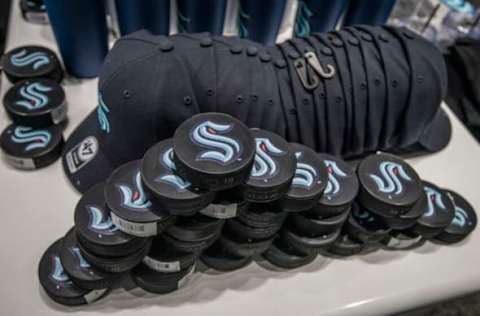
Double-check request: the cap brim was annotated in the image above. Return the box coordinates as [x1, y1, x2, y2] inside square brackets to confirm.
[417, 108, 452, 153]
[62, 110, 114, 193]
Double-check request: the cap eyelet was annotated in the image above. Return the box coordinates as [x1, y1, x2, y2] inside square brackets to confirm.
[183, 96, 192, 105]
[303, 98, 309, 105]
[335, 96, 342, 104]
[251, 95, 258, 101]
[374, 78, 381, 86]
[207, 89, 214, 96]
[392, 80, 398, 88]
[360, 82, 367, 90]
[274, 59, 286, 68]
[417, 75, 424, 84]
[123, 90, 131, 98]
[320, 92, 325, 98]
[236, 95, 243, 103]
[268, 99, 274, 105]
[289, 108, 297, 115]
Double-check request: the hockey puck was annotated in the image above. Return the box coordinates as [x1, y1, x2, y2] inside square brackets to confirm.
[1, 46, 63, 83]
[132, 262, 196, 294]
[357, 153, 422, 217]
[200, 188, 248, 219]
[279, 143, 328, 212]
[74, 183, 148, 257]
[242, 129, 296, 203]
[3, 79, 67, 127]
[375, 192, 427, 230]
[162, 230, 219, 255]
[380, 230, 425, 251]
[262, 237, 317, 269]
[105, 160, 175, 237]
[219, 230, 274, 257]
[200, 241, 252, 272]
[20, 0, 48, 24]
[434, 190, 477, 244]
[311, 154, 358, 217]
[324, 232, 367, 257]
[409, 181, 455, 239]
[280, 226, 341, 255]
[142, 236, 196, 273]
[173, 113, 255, 191]
[60, 228, 124, 290]
[38, 239, 108, 306]
[225, 217, 282, 240]
[166, 213, 224, 242]
[141, 139, 216, 216]
[0, 124, 64, 170]
[237, 202, 288, 228]
[291, 207, 349, 237]
[346, 203, 391, 244]
[77, 237, 152, 273]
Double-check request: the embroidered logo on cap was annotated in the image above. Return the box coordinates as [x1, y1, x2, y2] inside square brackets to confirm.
[97, 92, 110, 134]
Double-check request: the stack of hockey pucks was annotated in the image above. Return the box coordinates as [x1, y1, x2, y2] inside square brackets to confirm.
[0, 46, 66, 170]
[38, 113, 477, 306]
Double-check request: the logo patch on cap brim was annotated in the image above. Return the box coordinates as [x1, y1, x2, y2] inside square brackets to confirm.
[66, 136, 98, 174]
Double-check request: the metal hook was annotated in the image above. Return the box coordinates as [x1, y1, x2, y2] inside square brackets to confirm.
[294, 59, 319, 90]
[304, 51, 335, 79]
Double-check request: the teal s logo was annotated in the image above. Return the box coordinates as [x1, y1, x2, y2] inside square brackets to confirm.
[97, 92, 110, 133]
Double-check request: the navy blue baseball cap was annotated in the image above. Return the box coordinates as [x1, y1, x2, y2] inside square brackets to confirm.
[62, 31, 285, 193]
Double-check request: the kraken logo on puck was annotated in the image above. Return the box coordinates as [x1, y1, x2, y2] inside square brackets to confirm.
[324, 160, 348, 195]
[424, 186, 446, 217]
[15, 82, 52, 110]
[87, 205, 119, 234]
[369, 161, 412, 195]
[10, 49, 50, 70]
[11, 126, 51, 152]
[251, 138, 285, 179]
[118, 172, 152, 210]
[191, 121, 242, 165]
[291, 152, 318, 189]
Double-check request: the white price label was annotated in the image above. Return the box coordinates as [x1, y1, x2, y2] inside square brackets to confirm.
[143, 256, 181, 272]
[200, 203, 237, 219]
[111, 212, 157, 237]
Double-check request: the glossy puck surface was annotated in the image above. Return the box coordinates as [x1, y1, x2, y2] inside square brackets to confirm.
[74, 183, 147, 257]
[434, 190, 477, 243]
[141, 139, 215, 216]
[105, 160, 174, 237]
[200, 241, 252, 271]
[242, 129, 296, 203]
[132, 263, 196, 294]
[143, 236, 196, 273]
[38, 239, 108, 306]
[357, 153, 422, 217]
[173, 113, 255, 191]
[3, 79, 67, 127]
[262, 237, 317, 269]
[0, 124, 64, 169]
[2, 45, 63, 83]
[313, 154, 358, 216]
[280, 143, 328, 212]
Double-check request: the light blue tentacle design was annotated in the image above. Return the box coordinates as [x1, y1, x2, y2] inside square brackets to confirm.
[251, 138, 284, 178]
[292, 152, 318, 189]
[191, 121, 241, 165]
[424, 186, 446, 217]
[15, 82, 52, 110]
[10, 49, 50, 70]
[10, 126, 51, 152]
[51, 256, 70, 283]
[369, 161, 412, 195]
[295, 1, 314, 37]
[323, 160, 347, 195]
[88, 206, 118, 234]
[71, 247, 91, 269]
[118, 172, 152, 209]
[155, 147, 192, 191]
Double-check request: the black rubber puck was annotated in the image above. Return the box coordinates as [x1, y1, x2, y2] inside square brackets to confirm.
[311, 154, 358, 217]
[291, 207, 350, 237]
[77, 237, 152, 273]
[162, 230, 220, 255]
[38, 239, 109, 306]
[380, 230, 426, 251]
[357, 153, 422, 217]
[325, 232, 367, 257]
[242, 129, 296, 202]
[409, 181, 455, 239]
[166, 213, 224, 242]
[2, 45, 63, 83]
[262, 237, 317, 269]
[279, 143, 328, 212]
[375, 192, 427, 230]
[346, 203, 391, 244]
[237, 202, 288, 228]
[3, 79, 67, 127]
[219, 230, 274, 257]
[434, 190, 477, 244]
[0, 124, 64, 169]
[280, 226, 341, 255]
[200, 241, 252, 272]
[141, 139, 216, 216]
[173, 113, 255, 191]
[74, 183, 148, 257]
[142, 236, 196, 273]
[105, 160, 175, 237]
[60, 228, 124, 290]
[20, 0, 48, 24]
[225, 217, 283, 240]
[132, 262, 196, 294]
[200, 188, 249, 219]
